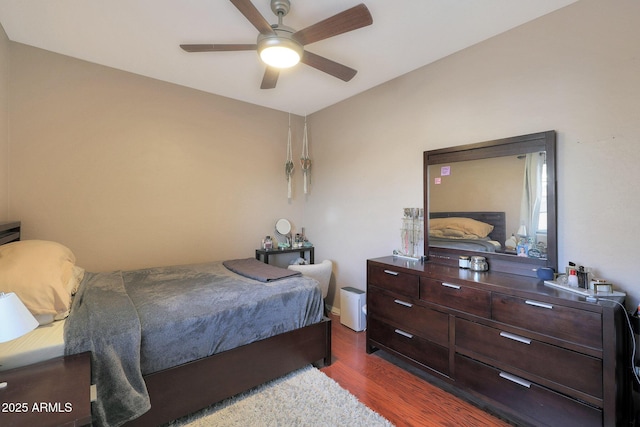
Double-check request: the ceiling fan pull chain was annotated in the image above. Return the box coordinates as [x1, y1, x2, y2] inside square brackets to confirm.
[301, 116, 311, 194]
[285, 113, 295, 199]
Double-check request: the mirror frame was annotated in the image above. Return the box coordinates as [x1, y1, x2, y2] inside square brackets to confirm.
[423, 130, 557, 277]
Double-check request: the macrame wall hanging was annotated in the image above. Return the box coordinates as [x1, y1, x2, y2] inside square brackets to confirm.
[285, 114, 294, 199]
[301, 116, 311, 194]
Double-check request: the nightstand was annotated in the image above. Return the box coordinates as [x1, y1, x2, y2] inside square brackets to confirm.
[0, 352, 92, 427]
[255, 246, 314, 264]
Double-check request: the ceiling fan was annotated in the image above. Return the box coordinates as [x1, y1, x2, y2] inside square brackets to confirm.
[180, 0, 373, 89]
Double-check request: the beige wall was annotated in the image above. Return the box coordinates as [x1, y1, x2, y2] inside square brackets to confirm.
[428, 156, 525, 235]
[307, 0, 640, 309]
[5, 0, 640, 311]
[0, 24, 8, 219]
[8, 44, 308, 271]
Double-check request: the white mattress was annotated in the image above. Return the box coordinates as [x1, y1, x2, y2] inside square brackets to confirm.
[0, 319, 66, 371]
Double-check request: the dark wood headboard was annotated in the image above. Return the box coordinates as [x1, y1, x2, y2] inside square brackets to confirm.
[429, 212, 506, 249]
[0, 221, 21, 246]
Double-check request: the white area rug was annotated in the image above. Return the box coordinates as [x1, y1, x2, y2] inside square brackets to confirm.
[167, 365, 393, 427]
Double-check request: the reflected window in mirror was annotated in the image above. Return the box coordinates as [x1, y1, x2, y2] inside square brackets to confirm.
[538, 161, 548, 233]
[518, 151, 548, 258]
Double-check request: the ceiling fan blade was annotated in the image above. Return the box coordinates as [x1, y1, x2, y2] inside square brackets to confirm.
[293, 4, 372, 46]
[180, 44, 257, 52]
[260, 67, 280, 89]
[230, 0, 276, 35]
[301, 51, 357, 82]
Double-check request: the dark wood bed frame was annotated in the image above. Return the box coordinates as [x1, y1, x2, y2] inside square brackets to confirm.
[128, 319, 331, 426]
[0, 221, 332, 427]
[429, 211, 507, 249]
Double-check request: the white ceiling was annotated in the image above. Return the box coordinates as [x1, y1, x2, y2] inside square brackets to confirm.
[0, 0, 577, 115]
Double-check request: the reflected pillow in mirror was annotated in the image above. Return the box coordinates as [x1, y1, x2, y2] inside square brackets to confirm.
[429, 217, 494, 238]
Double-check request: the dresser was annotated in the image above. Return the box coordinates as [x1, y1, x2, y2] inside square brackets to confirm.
[366, 256, 631, 427]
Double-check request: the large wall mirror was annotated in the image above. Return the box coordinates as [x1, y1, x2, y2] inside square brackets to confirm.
[423, 131, 557, 276]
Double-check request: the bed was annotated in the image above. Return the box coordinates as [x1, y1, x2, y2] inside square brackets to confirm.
[428, 211, 506, 253]
[0, 222, 331, 427]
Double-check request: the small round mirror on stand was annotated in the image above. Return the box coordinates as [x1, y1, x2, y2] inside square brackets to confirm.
[275, 218, 292, 247]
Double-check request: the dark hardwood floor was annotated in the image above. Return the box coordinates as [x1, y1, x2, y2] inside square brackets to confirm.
[320, 313, 513, 427]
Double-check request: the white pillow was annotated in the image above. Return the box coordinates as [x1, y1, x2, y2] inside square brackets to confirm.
[52, 265, 85, 323]
[288, 260, 332, 299]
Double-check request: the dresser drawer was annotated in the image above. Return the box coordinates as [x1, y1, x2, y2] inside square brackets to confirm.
[368, 264, 419, 298]
[368, 287, 449, 346]
[491, 294, 602, 349]
[455, 318, 602, 399]
[369, 317, 450, 376]
[420, 277, 490, 318]
[455, 355, 602, 427]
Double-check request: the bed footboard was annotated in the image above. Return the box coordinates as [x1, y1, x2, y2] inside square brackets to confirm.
[125, 317, 332, 426]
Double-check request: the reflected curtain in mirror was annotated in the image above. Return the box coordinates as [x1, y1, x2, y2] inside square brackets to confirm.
[519, 152, 546, 239]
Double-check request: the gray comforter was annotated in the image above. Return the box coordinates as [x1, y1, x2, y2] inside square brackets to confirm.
[429, 236, 499, 252]
[64, 261, 323, 427]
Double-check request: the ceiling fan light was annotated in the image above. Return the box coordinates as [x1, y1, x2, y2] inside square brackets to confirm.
[260, 46, 300, 68]
[258, 35, 302, 69]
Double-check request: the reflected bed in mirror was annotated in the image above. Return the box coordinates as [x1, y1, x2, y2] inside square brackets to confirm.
[429, 212, 506, 253]
[423, 131, 556, 276]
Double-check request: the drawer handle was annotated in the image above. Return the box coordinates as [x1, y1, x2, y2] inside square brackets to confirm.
[394, 329, 414, 339]
[500, 331, 532, 345]
[441, 282, 461, 290]
[394, 299, 413, 308]
[384, 270, 399, 276]
[499, 372, 531, 388]
[525, 300, 553, 310]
